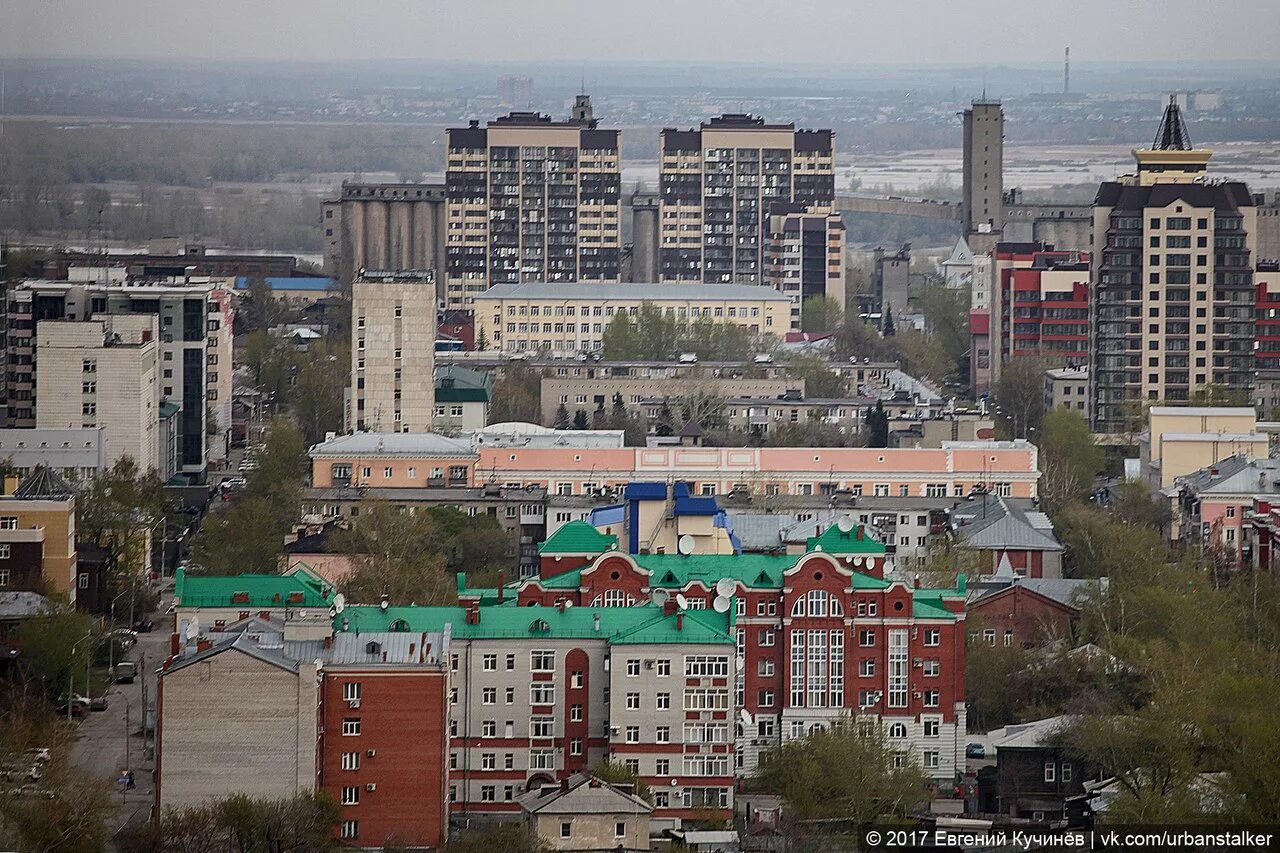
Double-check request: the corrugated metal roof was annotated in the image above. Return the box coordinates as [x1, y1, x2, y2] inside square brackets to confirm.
[309, 432, 477, 458]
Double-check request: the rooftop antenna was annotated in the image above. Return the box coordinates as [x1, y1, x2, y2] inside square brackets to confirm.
[1063, 46, 1070, 96]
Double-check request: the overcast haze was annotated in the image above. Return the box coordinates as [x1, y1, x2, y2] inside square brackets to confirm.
[4, 0, 1280, 65]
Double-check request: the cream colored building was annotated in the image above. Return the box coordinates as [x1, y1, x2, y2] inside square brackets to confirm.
[1141, 406, 1267, 489]
[349, 271, 436, 433]
[1090, 99, 1258, 432]
[1045, 366, 1091, 421]
[157, 635, 317, 811]
[518, 774, 652, 852]
[475, 282, 793, 355]
[445, 99, 621, 309]
[765, 205, 847, 322]
[0, 469, 78, 603]
[35, 315, 160, 473]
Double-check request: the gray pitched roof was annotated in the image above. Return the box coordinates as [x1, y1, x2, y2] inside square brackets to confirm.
[1176, 455, 1280, 496]
[309, 432, 477, 458]
[0, 591, 53, 619]
[517, 772, 653, 815]
[162, 631, 304, 676]
[952, 495, 1062, 552]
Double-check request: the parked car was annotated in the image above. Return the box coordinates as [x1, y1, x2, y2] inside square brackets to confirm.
[110, 628, 138, 648]
[132, 618, 154, 633]
[89, 696, 109, 712]
[112, 661, 139, 684]
[965, 742, 986, 759]
[57, 697, 89, 718]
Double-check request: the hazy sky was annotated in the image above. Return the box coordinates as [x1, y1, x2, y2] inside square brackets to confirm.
[3, 0, 1279, 65]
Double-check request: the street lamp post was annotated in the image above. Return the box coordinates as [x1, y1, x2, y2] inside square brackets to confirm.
[67, 631, 92, 721]
[108, 590, 129, 675]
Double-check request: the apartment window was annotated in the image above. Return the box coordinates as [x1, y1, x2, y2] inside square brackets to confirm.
[760, 629, 776, 647]
[615, 822, 626, 839]
[342, 719, 361, 736]
[482, 720, 496, 737]
[531, 717, 554, 738]
[1044, 762, 1056, 782]
[656, 758, 671, 776]
[570, 737, 583, 755]
[481, 786, 495, 802]
[923, 690, 940, 707]
[923, 751, 940, 770]
[685, 655, 730, 677]
[923, 659, 940, 677]
[625, 692, 640, 710]
[342, 682, 361, 702]
[341, 786, 360, 806]
[530, 683, 555, 704]
[923, 629, 941, 647]
[341, 820, 359, 839]
[626, 659, 641, 676]
[530, 650, 555, 671]
[529, 750, 555, 770]
[656, 725, 671, 743]
[1062, 763, 1073, 782]
[341, 752, 360, 771]
[923, 717, 941, 738]
[0, 517, 16, 531]
[656, 659, 671, 677]
[506, 654, 516, 671]
[481, 753, 495, 770]
[859, 659, 875, 678]
[655, 691, 671, 709]
[859, 629, 875, 647]
[758, 690, 775, 707]
[505, 687, 515, 704]
[561, 822, 572, 839]
[482, 687, 496, 704]
[570, 703, 583, 721]
[625, 726, 640, 743]
[483, 654, 497, 671]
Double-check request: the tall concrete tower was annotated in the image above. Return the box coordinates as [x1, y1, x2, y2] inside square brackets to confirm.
[572, 93, 594, 126]
[961, 99, 1004, 252]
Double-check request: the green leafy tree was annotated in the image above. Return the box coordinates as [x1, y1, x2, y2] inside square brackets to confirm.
[292, 340, 348, 445]
[332, 502, 457, 606]
[785, 354, 846, 398]
[992, 357, 1050, 439]
[1039, 408, 1104, 510]
[801, 296, 844, 333]
[442, 825, 552, 853]
[489, 363, 541, 425]
[753, 720, 928, 824]
[235, 276, 285, 334]
[422, 505, 514, 575]
[14, 604, 96, 699]
[589, 758, 653, 803]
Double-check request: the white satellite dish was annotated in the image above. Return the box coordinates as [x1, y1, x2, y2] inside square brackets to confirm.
[185, 617, 200, 641]
[332, 593, 346, 614]
[651, 589, 670, 607]
[837, 515, 854, 533]
[675, 593, 688, 611]
[712, 595, 730, 613]
[564, 600, 574, 608]
[883, 558, 895, 575]
[677, 534, 695, 556]
[852, 556, 863, 567]
[715, 578, 736, 597]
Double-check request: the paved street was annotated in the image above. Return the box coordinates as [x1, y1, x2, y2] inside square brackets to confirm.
[69, 591, 174, 844]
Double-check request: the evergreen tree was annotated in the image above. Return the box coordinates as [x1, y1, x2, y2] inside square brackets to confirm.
[552, 403, 572, 430]
[655, 401, 675, 437]
[572, 409, 589, 430]
[867, 400, 890, 447]
[609, 392, 628, 428]
[882, 304, 896, 337]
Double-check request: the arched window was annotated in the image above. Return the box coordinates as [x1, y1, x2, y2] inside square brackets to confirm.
[830, 597, 844, 617]
[888, 723, 907, 739]
[590, 589, 633, 607]
[791, 598, 806, 617]
[387, 619, 410, 633]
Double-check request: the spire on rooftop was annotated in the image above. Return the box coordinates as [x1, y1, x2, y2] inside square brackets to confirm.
[1153, 94, 1192, 151]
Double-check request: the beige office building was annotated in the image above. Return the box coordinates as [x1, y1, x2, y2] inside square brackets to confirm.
[1091, 99, 1257, 432]
[1044, 366, 1091, 421]
[659, 115, 835, 284]
[348, 272, 436, 433]
[474, 282, 793, 355]
[444, 96, 621, 309]
[36, 315, 160, 473]
[765, 205, 847, 322]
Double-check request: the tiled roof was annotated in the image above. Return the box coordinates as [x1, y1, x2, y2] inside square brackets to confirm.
[538, 521, 620, 555]
[334, 602, 735, 646]
[174, 568, 333, 609]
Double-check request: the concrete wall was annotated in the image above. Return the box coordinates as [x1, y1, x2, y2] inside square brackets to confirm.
[158, 649, 316, 811]
[529, 811, 648, 852]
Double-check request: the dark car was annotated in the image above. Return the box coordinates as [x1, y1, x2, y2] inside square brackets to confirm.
[132, 619, 154, 633]
[965, 742, 986, 759]
[89, 696, 109, 712]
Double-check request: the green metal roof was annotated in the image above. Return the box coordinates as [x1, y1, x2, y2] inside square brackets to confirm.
[174, 568, 333, 609]
[334, 602, 734, 645]
[806, 524, 887, 554]
[436, 365, 492, 403]
[533, 552, 895, 593]
[538, 521, 620, 556]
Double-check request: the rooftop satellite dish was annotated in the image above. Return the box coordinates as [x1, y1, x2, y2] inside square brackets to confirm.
[564, 600, 574, 608]
[185, 617, 200, 641]
[332, 593, 346, 614]
[651, 589, 670, 607]
[677, 534, 695, 556]
[675, 593, 688, 611]
[712, 595, 730, 613]
[884, 558, 895, 575]
[837, 516, 854, 533]
[852, 556, 863, 567]
[715, 578, 736, 597]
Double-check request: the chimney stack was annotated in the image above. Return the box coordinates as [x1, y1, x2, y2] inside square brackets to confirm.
[497, 571, 506, 603]
[676, 613, 684, 631]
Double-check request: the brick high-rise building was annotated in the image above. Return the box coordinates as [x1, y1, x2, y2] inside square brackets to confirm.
[1090, 97, 1258, 433]
[659, 115, 835, 285]
[764, 204, 847, 324]
[444, 98, 622, 309]
[996, 246, 1090, 364]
